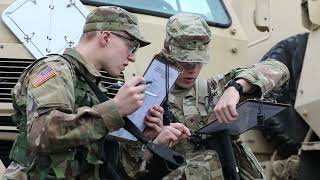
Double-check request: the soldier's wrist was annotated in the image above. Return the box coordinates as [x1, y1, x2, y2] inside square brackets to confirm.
[225, 79, 243, 96]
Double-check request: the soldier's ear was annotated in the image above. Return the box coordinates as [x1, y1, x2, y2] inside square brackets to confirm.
[99, 31, 111, 47]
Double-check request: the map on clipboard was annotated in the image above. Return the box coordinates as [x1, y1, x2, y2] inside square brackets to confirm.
[110, 54, 182, 141]
[195, 99, 291, 136]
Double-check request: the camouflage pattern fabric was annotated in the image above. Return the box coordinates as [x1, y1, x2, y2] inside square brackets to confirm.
[119, 59, 289, 180]
[119, 12, 289, 179]
[164, 13, 211, 64]
[83, 6, 150, 47]
[234, 140, 266, 180]
[163, 150, 224, 180]
[3, 48, 124, 179]
[4, 5, 150, 178]
[118, 141, 147, 179]
[163, 59, 289, 180]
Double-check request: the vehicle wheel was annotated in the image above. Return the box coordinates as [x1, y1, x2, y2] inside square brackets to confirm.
[260, 33, 309, 158]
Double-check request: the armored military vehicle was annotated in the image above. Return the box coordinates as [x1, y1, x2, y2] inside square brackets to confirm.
[0, 0, 319, 179]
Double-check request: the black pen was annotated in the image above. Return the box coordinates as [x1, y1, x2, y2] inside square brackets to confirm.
[109, 81, 157, 97]
[139, 80, 153, 85]
[111, 80, 152, 87]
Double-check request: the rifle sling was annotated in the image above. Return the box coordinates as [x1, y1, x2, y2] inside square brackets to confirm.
[57, 54, 185, 167]
[81, 68, 185, 166]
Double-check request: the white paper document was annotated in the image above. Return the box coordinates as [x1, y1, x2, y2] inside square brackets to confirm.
[110, 58, 180, 141]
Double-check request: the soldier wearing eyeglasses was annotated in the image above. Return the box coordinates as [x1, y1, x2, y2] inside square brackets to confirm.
[3, 6, 190, 179]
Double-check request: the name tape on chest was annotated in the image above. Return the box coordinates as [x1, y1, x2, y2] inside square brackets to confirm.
[31, 66, 57, 88]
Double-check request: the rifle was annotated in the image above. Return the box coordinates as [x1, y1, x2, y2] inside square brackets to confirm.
[190, 99, 290, 180]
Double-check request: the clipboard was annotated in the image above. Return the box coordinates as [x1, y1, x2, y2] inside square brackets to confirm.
[109, 53, 183, 141]
[195, 99, 291, 136]
[143, 52, 183, 105]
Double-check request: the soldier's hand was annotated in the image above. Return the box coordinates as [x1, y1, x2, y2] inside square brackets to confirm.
[214, 86, 240, 123]
[114, 76, 146, 116]
[153, 123, 191, 146]
[143, 106, 164, 140]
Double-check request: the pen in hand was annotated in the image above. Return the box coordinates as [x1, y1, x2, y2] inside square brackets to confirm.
[108, 81, 124, 88]
[137, 80, 153, 85]
[109, 80, 157, 97]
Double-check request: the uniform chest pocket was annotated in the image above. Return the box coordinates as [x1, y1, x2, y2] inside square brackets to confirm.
[197, 99, 209, 117]
[184, 106, 203, 131]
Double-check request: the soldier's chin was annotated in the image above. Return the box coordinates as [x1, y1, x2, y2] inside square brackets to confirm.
[176, 81, 195, 89]
[107, 70, 121, 77]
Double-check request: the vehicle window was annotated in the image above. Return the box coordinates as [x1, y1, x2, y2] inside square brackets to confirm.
[81, 0, 231, 28]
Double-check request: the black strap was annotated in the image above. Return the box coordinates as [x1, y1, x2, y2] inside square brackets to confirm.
[199, 130, 240, 180]
[226, 80, 243, 96]
[80, 68, 185, 166]
[55, 54, 185, 167]
[162, 61, 171, 126]
[257, 100, 265, 128]
[53, 54, 121, 180]
[63, 55, 185, 165]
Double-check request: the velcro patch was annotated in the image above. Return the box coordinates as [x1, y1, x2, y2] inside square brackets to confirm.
[31, 66, 57, 88]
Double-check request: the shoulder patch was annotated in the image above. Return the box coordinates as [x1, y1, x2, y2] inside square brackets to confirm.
[31, 66, 57, 88]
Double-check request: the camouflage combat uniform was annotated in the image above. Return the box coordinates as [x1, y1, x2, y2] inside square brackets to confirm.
[119, 13, 289, 180]
[2, 6, 150, 180]
[164, 60, 289, 180]
[4, 49, 123, 179]
[161, 13, 290, 180]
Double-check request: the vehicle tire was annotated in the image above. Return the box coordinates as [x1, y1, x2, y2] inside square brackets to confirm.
[260, 33, 310, 158]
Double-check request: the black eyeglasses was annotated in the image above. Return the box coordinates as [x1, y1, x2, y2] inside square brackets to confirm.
[111, 32, 140, 54]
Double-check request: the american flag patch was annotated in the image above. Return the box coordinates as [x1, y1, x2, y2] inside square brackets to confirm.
[31, 66, 57, 88]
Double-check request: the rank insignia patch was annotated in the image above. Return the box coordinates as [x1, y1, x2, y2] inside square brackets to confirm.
[31, 66, 57, 88]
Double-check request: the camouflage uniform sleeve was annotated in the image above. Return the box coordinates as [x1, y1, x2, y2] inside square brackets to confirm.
[118, 142, 147, 179]
[207, 59, 289, 97]
[26, 59, 124, 152]
[233, 59, 290, 95]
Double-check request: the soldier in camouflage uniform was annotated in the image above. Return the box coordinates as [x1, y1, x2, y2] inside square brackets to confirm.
[2, 6, 190, 180]
[116, 13, 290, 179]
[160, 13, 290, 180]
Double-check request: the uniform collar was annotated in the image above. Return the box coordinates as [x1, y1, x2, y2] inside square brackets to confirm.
[169, 86, 195, 104]
[64, 48, 102, 78]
